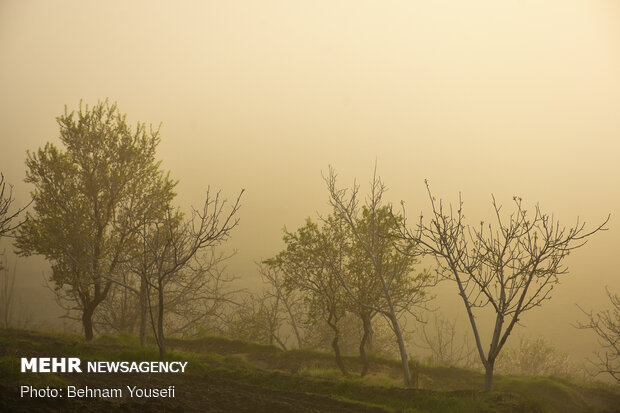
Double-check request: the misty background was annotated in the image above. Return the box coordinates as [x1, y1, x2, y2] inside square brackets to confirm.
[0, 0, 619, 364]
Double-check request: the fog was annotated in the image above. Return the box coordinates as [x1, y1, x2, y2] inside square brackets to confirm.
[1, 0, 619, 363]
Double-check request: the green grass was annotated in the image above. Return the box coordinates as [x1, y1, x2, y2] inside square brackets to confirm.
[0, 355, 69, 388]
[1, 328, 618, 413]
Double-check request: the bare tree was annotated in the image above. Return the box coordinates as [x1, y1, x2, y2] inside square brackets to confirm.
[0, 172, 28, 238]
[107, 243, 238, 345]
[222, 265, 305, 351]
[415, 313, 476, 368]
[0, 253, 36, 331]
[162, 249, 239, 338]
[0, 253, 16, 328]
[400, 181, 609, 391]
[325, 167, 435, 387]
[139, 189, 243, 357]
[578, 288, 620, 383]
[0, 173, 28, 238]
[119, 219, 162, 346]
[94, 273, 140, 334]
[257, 263, 305, 349]
[226, 292, 288, 349]
[495, 336, 574, 377]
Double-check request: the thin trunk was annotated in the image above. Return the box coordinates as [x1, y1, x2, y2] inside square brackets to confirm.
[1, 261, 15, 328]
[366, 320, 374, 352]
[332, 335, 347, 376]
[157, 281, 165, 358]
[409, 359, 419, 389]
[81, 280, 112, 341]
[327, 315, 347, 375]
[359, 313, 372, 377]
[271, 333, 287, 351]
[140, 223, 148, 346]
[454, 274, 487, 370]
[139, 274, 147, 346]
[268, 321, 274, 346]
[484, 311, 503, 391]
[390, 314, 411, 387]
[283, 298, 303, 349]
[121, 284, 134, 333]
[82, 305, 94, 341]
[269, 295, 279, 347]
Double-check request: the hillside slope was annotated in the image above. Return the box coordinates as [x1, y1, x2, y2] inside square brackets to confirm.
[1, 329, 618, 413]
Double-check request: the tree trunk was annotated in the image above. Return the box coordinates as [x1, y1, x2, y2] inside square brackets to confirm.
[80, 280, 111, 341]
[157, 283, 165, 358]
[327, 316, 347, 375]
[82, 305, 94, 341]
[139, 274, 147, 346]
[390, 314, 411, 387]
[283, 297, 303, 349]
[409, 359, 419, 389]
[359, 313, 372, 377]
[332, 334, 347, 376]
[484, 360, 495, 392]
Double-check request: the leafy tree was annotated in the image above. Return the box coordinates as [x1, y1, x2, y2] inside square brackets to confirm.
[326, 167, 434, 387]
[400, 181, 608, 390]
[16, 101, 175, 340]
[267, 215, 351, 374]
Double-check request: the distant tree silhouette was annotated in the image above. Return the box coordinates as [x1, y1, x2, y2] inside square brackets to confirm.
[0, 173, 28, 239]
[0, 173, 27, 327]
[496, 336, 574, 377]
[414, 313, 476, 368]
[578, 288, 620, 383]
[226, 263, 305, 351]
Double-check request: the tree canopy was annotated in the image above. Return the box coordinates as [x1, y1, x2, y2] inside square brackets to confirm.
[16, 101, 176, 340]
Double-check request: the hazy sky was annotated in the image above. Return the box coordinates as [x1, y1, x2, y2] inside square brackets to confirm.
[1, 0, 619, 359]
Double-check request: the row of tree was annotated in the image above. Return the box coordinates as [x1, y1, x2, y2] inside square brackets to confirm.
[0, 100, 616, 391]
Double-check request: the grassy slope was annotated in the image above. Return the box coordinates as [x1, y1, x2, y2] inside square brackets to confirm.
[1, 329, 619, 413]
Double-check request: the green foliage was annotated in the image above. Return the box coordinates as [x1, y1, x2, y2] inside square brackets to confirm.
[350, 205, 432, 311]
[267, 215, 349, 325]
[265, 206, 432, 374]
[0, 356, 69, 388]
[16, 100, 176, 340]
